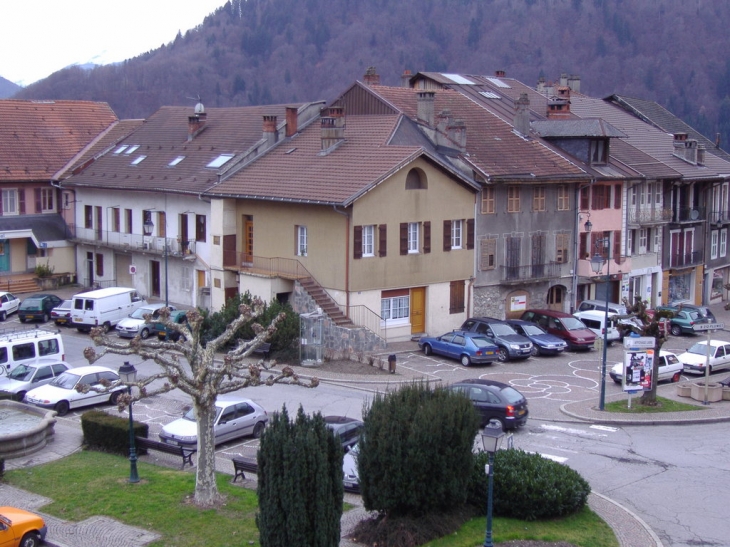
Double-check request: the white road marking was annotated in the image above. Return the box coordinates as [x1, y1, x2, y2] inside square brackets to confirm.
[541, 424, 607, 437]
[590, 425, 619, 432]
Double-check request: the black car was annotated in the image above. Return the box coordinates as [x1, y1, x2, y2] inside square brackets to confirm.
[506, 319, 568, 356]
[324, 416, 364, 450]
[460, 317, 533, 361]
[445, 379, 528, 430]
[18, 293, 63, 323]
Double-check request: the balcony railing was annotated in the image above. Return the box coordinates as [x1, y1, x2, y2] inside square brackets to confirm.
[69, 225, 196, 257]
[500, 262, 561, 284]
[710, 210, 730, 225]
[627, 207, 673, 225]
[672, 207, 705, 223]
[669, 250, 703, 269]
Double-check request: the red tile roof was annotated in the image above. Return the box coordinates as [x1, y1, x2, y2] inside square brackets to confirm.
[0, 100, 118, 182]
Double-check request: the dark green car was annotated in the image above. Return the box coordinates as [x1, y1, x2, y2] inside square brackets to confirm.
[656, 305, 709, 336]
[19, 293, 63, 323]
[152, 309, 188, 341]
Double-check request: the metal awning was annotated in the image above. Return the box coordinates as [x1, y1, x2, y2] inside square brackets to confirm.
[0, 214, 71, 248]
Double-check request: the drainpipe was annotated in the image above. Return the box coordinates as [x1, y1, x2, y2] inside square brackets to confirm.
[333, 205, 350, 315]
[572, 181, 595, 312]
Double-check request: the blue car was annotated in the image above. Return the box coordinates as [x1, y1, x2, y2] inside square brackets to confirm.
[506, 319, 568, 356]
[418, 330, 499, 366]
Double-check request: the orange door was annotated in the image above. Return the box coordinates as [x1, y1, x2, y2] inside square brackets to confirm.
[411, 287, 426, 334]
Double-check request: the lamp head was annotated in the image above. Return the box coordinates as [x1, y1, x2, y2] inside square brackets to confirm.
[481, 424, 506, 454]
[118, 361, 137, 384]
[590, 253, 605, 274]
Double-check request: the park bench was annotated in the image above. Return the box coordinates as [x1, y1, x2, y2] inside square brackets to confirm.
[232, 455, 259, 482]
[135, 437, 196, 469]
[243, 340, 271, 359]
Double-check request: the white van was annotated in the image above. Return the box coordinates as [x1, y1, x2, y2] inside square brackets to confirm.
[576, 299, 627, 316]
[72, 287, 148, 333]
[0, 328, 65, 377]
[573, 310, 621, 343]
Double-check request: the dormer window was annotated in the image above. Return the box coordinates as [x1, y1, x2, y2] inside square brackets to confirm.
[590, 139, 607, 164]
[206, 154, 234, 168]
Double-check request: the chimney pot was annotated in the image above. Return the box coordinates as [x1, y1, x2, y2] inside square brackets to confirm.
[364, 66, 380, 86]
[321, 107, 346, 150]
[188, 112, 207, 141]
[495, 70, 506, 78]
[401, 69, 412, 88]
[263, 115, 278, 147]
[417, 91, 436, 127]
[514, 93, 530, 136]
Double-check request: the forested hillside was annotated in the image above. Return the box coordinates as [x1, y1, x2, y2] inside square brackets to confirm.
[11, 0, 730, 149]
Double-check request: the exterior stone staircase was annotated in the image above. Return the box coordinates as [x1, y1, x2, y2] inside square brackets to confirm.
[298, 277, 354, 327]
[0, 276, 40, 295]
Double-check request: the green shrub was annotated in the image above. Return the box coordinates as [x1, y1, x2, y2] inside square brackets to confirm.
[257, 405, 343, 547]
[358, 383, 479, 517]
[34, 263, 55, 278]
[468, 448, 590, 521]
[81, 410, 148, 456]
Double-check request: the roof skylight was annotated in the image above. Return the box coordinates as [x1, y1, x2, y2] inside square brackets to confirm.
[206, 153, 235, 168]
[131, 155, 147, 165]
[168, 156, 186, 167]
[442, 73, 474, 85]
[113, 145, 128, 154]
[124, 145, 140, 155]
[486, 77, 511, 88]
[479, 91, 501, 99]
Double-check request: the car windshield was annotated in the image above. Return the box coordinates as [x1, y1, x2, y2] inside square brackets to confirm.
[182, 406, 222, 422]
[55, 300, 72, 310]
[686, 343, 710, 355]
[490, 324, 517, 336]
[562, 317, 588, 330]
[129, 307, 155, 319]
[7, 364, 34, 381]
[50, 372, 80, 389]
[665, 354, 680, 365]
[521, 324, 546, 336]
[470, 336, 494, 348]
[21, 299, 43, 310]
[499, 386, 525, 404]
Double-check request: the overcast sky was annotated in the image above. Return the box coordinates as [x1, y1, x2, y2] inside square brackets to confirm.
[1, 0, 227, 86]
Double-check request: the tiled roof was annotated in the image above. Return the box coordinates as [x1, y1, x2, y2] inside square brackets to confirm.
[206, 114, 473, 205]
[63, 104, 305, 195]
[64, 119, 145, 177]
[361, 85, 588, 181]
[0, 99, 118, 182]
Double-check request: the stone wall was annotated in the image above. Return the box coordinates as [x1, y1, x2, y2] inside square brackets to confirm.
[473, 283, 551, 319]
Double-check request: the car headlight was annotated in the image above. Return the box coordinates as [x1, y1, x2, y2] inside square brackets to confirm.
[510, 344, 520, 349]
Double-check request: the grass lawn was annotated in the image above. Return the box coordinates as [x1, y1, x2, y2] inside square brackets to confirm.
[605, 395, 705, 413]
[4, 451, 618, 547]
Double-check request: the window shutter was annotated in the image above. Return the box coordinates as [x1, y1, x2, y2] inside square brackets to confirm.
[579, 232, 587, 258]
[354, 226, 363, 259]
[400, 223, 407, 255]
[580, 186, 589, 210]
[18, 189, 25, 215]
[378, 224, 387, 257]
[466, 219, 475, 250]
[423, 221, 431, 253]
[480, 239, 496, 270]
[614, 184, 621, 209]
[443, 220, 452, 251]
[613, 230, 621, 261]
[591, 232, 600, 257]
[96, 253, 104, 277]
[35, 188, 42, 213]
[449, 280, 465, 314]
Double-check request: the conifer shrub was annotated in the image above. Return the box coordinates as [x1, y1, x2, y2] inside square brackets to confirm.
[468, 448, 591, 520]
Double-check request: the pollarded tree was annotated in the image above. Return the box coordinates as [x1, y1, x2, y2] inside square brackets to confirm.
[83, 297, 318, 507]
[256, 406, 343, 547]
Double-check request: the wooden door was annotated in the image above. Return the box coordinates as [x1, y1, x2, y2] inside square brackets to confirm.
[243, 216, 254, 264]
[151, 260, 161, 297]
[410, 287, 426, 334]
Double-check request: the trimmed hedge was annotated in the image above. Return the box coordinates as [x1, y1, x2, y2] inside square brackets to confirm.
[468, 448, 591, 521]
[81, 410, 149, 456]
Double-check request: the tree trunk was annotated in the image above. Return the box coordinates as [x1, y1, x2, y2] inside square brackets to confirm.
[193, 398, 222, 506]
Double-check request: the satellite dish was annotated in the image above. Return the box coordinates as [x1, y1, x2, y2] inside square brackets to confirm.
[690, 209, 700, 220]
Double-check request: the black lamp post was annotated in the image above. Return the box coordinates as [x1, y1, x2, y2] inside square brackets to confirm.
[118, 361, 139, 483]
[587, 222, 610, 411]
[481, 425, 506, 547]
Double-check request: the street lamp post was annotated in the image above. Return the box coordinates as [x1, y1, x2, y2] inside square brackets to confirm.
[588, 231, 611, 411]
[142, 212, 168, 307]
[118, 361, 139, 483]
[481, 425, 506, 547]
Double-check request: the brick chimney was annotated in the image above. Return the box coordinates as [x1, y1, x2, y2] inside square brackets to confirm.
[447, 119, 467, 151]
[187, 110, 207, 141]
[495, 70, 506, 78]
[321, 106, 345, 150]
[263, 115, 278, 147]
[514, 93, 530, 136]
[363, 66, 380, 86]
[417, 91, 436, 127]
[401, 69, 412, 88]
[285, 106, 298, 137]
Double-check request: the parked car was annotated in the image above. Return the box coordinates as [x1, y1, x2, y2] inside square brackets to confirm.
[116, 303, 176, 339]
[324, 415, 364, 450]
[609, 351, 683, 384]
[0, 505, 47, 547]
[668, 302, 716, 322]
[656, 305, 709, 336]
[0, 291, 20, 321]
[152, 309, 188, 341]
[24, 365, 126, 416]
[506, 319, 568, 356]
[520, 309, 596, 350]
[50, 299, 74, 326]
[0, 359, 70, 401]
[573, 310, 621, 344]
[576, 299, 628, 316]
[342, 442, 361, 493]
[679, 340, 730, 375]
[459, 317, 533, 361]
[18, 293, 62, 323]
[444, 378, 528, 430]
[418, 331, 499, 366]
[159, 397, 268, 446]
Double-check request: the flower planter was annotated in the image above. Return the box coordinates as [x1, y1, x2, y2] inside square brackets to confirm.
[723, 388, 730, 401]
[690, 382, 723, 403]
[676, 384, 692, 397]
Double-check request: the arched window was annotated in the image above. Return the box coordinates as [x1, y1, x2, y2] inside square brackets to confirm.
[405, 168, 427, 190]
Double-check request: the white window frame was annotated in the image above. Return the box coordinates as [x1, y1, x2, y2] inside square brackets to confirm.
[627, 229, 635, 256]
[654, 228, 661, 253]
[630, 186, 637, 207]
[451, 219, 463, 249]
[381, 296, 410, 324]
[721, 229, 728, 258]
[40, 188, 54, 212]
[2, 189, 18, 215]
[408, 222, 419, 253]
[362, 225, 374, 257]
[296, 225, 307, 257]
[711, 231, 719, 259]
[639, 228, 648, 254]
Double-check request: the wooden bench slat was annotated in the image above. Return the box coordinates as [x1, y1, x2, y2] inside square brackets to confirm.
[136, 437, 197, 469]
[232, 456, 258, 482]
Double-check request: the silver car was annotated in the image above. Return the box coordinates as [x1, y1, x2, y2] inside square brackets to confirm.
[159, 398, 268, 446]
[0, 359, 70, 401]
[116, 303, 176, 339]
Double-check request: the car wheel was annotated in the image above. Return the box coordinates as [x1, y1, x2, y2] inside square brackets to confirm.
[530, 345, 539, 357]
[102, 322, 111, 333]
[140, 328, 150, 339]
[496, 347, 508, 362]
[672, 372, 681, 383]
[613, 378, 621, 385]
[54, 400, 70, 417]
[460, 354, 471, 367]
[14, 391, 26, 402]
[42, 313, 49, 322]
[423, 344, 432, 356]
[253, 421, 266, 438]
[19, 532, 41, 547]
[110, 390, 122, 405]
[670, 324, 682, 336]
[485, 417, 505, 431]
[19, 316, 26, 323]
[0, 310, 6, 321]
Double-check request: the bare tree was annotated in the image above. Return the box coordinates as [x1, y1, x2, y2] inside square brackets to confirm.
[83, 298, 318, 507]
